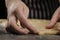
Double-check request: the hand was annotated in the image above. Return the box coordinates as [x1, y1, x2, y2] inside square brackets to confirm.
[7, 14, 29, 34]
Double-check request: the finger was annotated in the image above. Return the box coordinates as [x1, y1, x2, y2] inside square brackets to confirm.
[46, 23, 55, 29]
[8, 15, 29, 34]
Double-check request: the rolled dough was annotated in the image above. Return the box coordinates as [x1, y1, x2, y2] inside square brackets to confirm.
[0, 19, 59, 35]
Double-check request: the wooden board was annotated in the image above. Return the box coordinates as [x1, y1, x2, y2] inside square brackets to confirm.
[0, 19, 59, 35]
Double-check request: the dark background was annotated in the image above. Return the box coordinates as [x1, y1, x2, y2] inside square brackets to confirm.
[22, 0, 59, 19]
[0, 0, 7, 19]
